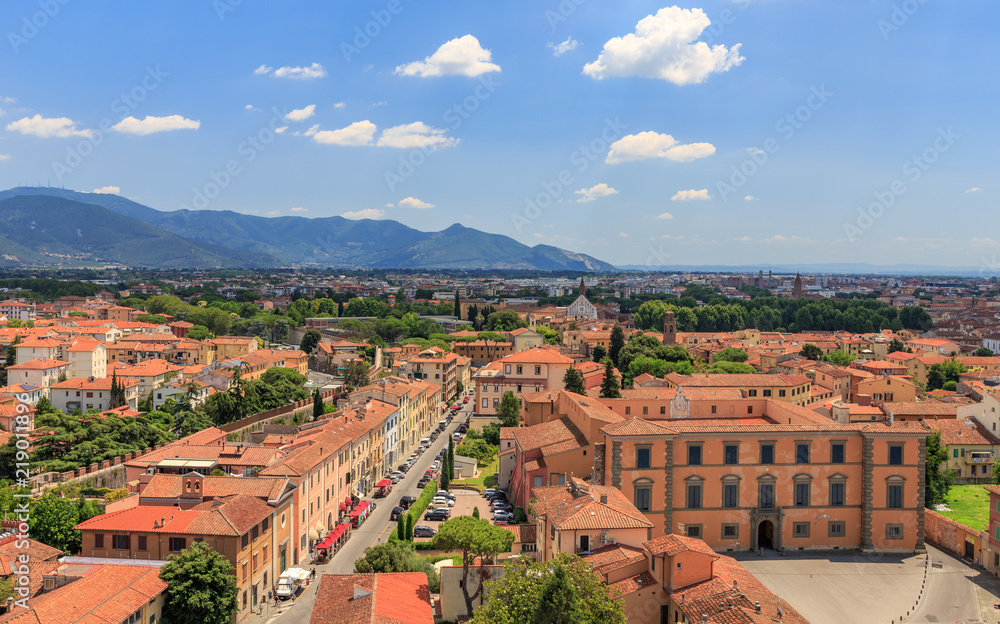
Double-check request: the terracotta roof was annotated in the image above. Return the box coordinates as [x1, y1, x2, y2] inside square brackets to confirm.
[511, 416, 587, 453]
[883, 401, 961, 417]
[665, 373, 811, 387]
[127, 442, 281, 469]
[308, 573, 433, 624]
[6, 358, 70, 371]
[497, 523, 536, 545]
[0, 536, 60, 574]
[645, 533, 718, 557]
[500, 347, 573, 365]
[921, 418, 1000, 446]
[140, 474, 289, 502]
[533, 483, 652, 531]
[584, 543, 647, 575]
[76, 494, 272, 537]
[49, 376, 137, 390]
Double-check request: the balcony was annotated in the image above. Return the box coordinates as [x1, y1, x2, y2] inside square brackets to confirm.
[965, 452, 994, 465]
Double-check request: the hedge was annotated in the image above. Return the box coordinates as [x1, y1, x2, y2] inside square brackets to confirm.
[404, 483, 439, 534]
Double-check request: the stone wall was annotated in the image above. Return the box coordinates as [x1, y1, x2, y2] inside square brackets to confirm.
[924, 509, 987, 565]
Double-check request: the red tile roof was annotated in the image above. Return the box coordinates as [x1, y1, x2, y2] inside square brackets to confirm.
[6, 358, 70, 371]
[0, 536, 60, 575]
[308, 573, 433, 624]
[533, 482, 652, 531]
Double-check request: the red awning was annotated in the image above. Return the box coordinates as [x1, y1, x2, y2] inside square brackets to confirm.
[349, 508, 361, 518]
[356, 500, 370, 512]
[329, 525, 346, 541]
[450, 405, 461, 410]
[339, 502, 347, 512]
[316, 535, 334, 549]
[375, 479, 390, 487]
[344, 496, 352, 506]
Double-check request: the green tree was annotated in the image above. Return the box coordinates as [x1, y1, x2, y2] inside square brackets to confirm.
[926, 359, 967, 391]
[608, 325, 625, 367]
[899, 306, 933, 331]
[887, 338, 907, 354]
[5, 335, 20, 368]
[496, 391, 521, 427]
[433, 516, 515, 618]
[485, 310, 528, 332]
[800, 343, 823, 361]
[159, 541, 238, 624]
[480, 422, 501, 446]
[472, 506, 480, 519]
[974, 347, 995, 357]
[598, 359, 620, 399]
[713, 347, 748, 363]
[313, 388, 324, 421]
[532, 565, 583, 624]
[342, 360, 370, 388]
[405, 514, 414, 541]
[440, 460, 451, 491]
[397, 513, 406, 541]
[109, 372, 126, 409]
[823, 350, 855, 367]
[562, 366, 586, 395]
[925, 430, 953, 507]
[470, 554, 626, 624]
[354, 542, 411, 573]
[454, 290, 461, 318]
[299, 329, 322, 354]
[448, 436, 455, 480]
[28, 493, 81, 552]
[591, 345, 607, 363]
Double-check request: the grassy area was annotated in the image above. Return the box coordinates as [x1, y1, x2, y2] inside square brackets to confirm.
[936, 484, 992, 531]
[452, 458, 498, 492]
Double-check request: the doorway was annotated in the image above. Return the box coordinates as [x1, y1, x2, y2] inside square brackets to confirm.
[580, 535, 590, 552]
[965, 539, 975, 559]
[758, 520, 774, 550]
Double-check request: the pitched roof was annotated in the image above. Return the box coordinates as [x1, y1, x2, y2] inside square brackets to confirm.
[76, 494, 273, 537]
[645, 533, 718, 557]
[140, 474, 289, 502]
[511, 416, 587, 453]
[308, 573, 433, 624]
[921, 418, 1000, 446]
[0, 536, 60, 574]
[533, 482, 652, 531]
[500, 347, 573, 365]
[6, 358, 70, 371]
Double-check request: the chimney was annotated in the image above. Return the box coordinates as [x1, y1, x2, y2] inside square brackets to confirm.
[755, 602, 761, 614]
[600, 494, 608, 504]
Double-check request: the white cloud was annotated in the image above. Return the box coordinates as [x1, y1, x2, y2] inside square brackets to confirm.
[670, 189, 712, 201]
[265, 210, 282, 216]
[112, 115, 200, 135]
[385, 203, 395, 208]
[254, 64, 273, 75]
[654, 212, 674, 220]
[733, 235, 752, 242]
[969, 238, 999, 247]
[395, 35, 501, 78]
[744, 195, 758, 201]
[302, 124, 319, 137]
[92, 186, 120, 194]
[606, 131, 715, 164]
[398, 197, 435, 209]
[312, 120, 377, 146]
[290, 206, 308, 212]
[265, 63, 327, 79]
[618, 232, 630, 238]
[583, 6, 744, 85]
[341, 208, 385, 220]
[377, 122, 458, 149]
[275, 126, 288, 134]
[965, 187, 982, 193]
[548, 37, 579, 57]
[761, 234, 815, 244]
[6, 114, 94, 139]
[334, 101, 346, 109]
[372, 101, 388, 107]
[285, 105, 316, 122]
[0, 97, 15, 104]
[574, 183, 619, 203]
[244, 104, 259, 112]
[0, 154, 10, 162]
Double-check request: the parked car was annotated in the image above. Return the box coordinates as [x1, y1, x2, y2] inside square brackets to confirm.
[390, 506, 404, 521]
[398, 496, 417, 509]
[435, 490, 456, 501]
[463, 396, 469, 404]
[397, 464, 409, 473]
[491, 502, 513, 512]
[417, 477, 430, 489]
[486, 493, 507, 503]
[431, 497, 455, 508]
[483, 488, 498, 498]
[413, 525, 437, 538]
[388, 472, 404, 483]
[425, 508, 450, 521]
[492, 511, 514, 523]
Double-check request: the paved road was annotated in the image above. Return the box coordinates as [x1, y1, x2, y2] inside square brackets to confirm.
[249, 401, 474, 624]
[907, 545, 989, 624]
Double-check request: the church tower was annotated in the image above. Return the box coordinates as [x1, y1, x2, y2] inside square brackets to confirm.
[578, 276, 586, 299]
[793, 273, 803, 299]
[663, 309, 676, 346]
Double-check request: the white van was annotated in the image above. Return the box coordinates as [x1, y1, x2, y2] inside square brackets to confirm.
[420, 437, 431, 448]
[276, 568, 309, 599]
[438, 418, 449, 428]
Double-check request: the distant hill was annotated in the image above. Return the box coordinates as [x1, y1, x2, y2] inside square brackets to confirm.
[0, 187, 615, 271]
[0, 195, 278, 268]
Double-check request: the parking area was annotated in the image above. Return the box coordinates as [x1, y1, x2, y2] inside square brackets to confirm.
[412, 489, 503, 541]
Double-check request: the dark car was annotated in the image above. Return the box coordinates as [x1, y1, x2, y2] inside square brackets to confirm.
[425, 508, 450, 521]
[397, 464, 409, 473]
[413, 525, 437, 538]
[417, 477, 430, 489]
[390, 506, 404, 521]
[398, 495, 417, 509]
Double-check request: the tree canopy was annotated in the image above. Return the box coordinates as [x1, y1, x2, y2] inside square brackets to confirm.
[433, 516, 515, 618]
[159, 541, 239, 624]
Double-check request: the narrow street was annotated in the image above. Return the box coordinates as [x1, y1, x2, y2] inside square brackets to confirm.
[247, 400, 475, 624]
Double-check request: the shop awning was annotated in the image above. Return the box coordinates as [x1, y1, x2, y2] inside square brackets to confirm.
[450, 405, 460, 410]
[316, 533, 335, 549]
[339, 502, 347, 512]
[344, 496, 352, 506]
[375, 479, 390, 487]
[356, 500, 370, 512]
[329, 525, 346, 541]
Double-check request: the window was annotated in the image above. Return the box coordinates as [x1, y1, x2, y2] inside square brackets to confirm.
[505, 365, 511, 374]
[796, 443, 810, 464]
[888, 445, 904, 466]
[722, 524, 739, 539]
[137, 535, 147, 551]
[794, 482, 810, 506]
[885, 524, 903, 540]
[830, 482, 845, 506]
[763, 389, 772, 397]
[953, 449, 959, 458]
[724, 444, 739, 465]
[482, 398, 487, 408]
[711, 405, 717, 414]
[686, 480, 703, 509]
[778, 389, 786, 397]
[94, 534, 105, 549]
[113, 534, 129, 550]
[625, 406, 631, 415]
[748, 389, 757, 397]
[642, 406, 648, 415]
[516, 365, 523, 374]
[169, 537, 186, 552]
[723, 482, 739, 508]
[887, 481, 904, 509]
[535, 366, 541, 375]
[687, 444, 702, 466]
[660, 405, 666, 414]
[534, 476, 543, 487]
[831, 442, 845, 464]
[828, 521, 845, 537]
[793, 522, 810, 537]
[635, 485, 652, 512]
[636, 446, 651, 469]
[758, 480, 775, 509]
[242, 533, 249, 548]
[760, 443, 775, 465]
[747, 405, 754, 414]
[685, 525, 702, 538]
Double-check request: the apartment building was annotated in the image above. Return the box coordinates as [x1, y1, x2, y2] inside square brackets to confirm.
[349, 376, 437, 462]
[474, 347, 572, 416]
[663, 373, 814, 407]
[5, 358, 69, 389]
[403, 349, 459, 400]
[921, 417, 1000, 479]
[48, 376, 140, 412]
[450, 339, 513, 366]
[64, 339, 108, 380]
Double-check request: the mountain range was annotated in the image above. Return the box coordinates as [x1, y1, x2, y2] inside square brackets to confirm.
[0, 187, 615, 271]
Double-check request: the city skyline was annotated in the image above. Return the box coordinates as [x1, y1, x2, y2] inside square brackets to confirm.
[0, 1, 995, 268]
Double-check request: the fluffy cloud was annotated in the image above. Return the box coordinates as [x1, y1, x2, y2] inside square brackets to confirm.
[965, 187, 982, 193]
[744, 195, 758, 201]
[0, 154, 10, 162]
[92, 186, 120, 194]
[290, 206, 308, 212]
[670, 189, 711, 201]
[618, 232, 630, 238]
[654, 212, 674, 220]
[377, 122, 458, 149]
[548, 37, 579, 57]
[395, 35, 501, 77]
[275, 126, 288, 134]
[606, 131, 714, 164]
[244, 104, 259, 112]
[583, 6, 744, 85]
[312, 120, 377, 146]
[398, 197, 435, 209]
[334, 102, 346, 109]
[341, 208, 384, 220]
[574, 183, 619, 203]
[6, 114, 93, 139]
[285, 105, 316, 122]
[112, 115, 200, 135]
[256, 63, 327, 79]
[253, 64, 272, 75]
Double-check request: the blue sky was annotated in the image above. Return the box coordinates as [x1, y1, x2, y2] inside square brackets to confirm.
[0, 1, 995, 268]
